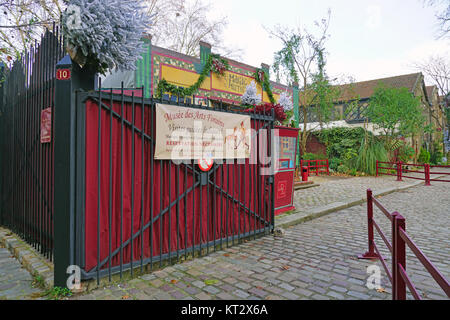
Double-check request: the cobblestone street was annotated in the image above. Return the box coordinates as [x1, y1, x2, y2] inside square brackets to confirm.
[70, 179, 449, 300]
[0, 174, 448, 300]
[1, 0, 449, 305]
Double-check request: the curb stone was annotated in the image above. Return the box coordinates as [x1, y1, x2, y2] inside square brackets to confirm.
[0, 227, 53, 290]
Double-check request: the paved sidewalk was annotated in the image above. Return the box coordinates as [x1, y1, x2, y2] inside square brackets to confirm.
[0, 243, 44, 300]
[292, 175, 415, 212]
[71, 179, 450, 300]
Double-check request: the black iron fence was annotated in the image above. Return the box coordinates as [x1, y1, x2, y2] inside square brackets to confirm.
[0, 28, 276, 287]
[0, 27, 64, 261]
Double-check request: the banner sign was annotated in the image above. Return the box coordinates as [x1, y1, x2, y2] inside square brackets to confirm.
[40, 107, 52, 143]
[154, 103, 251, 160]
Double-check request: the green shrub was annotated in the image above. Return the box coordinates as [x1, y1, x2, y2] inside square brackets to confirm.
[430, 150, 443, 165]
[313, 127, 368, 170]
[430, 141, 444, 165]
[314, 127, 367, 160]
[329, 157, 342, 171]
[418, 148, 430, 164]
[301, 153, 327, 160]
[396, 143, 415, 163]
[337, 164, 349, 173]
[354, 136, 389, 175]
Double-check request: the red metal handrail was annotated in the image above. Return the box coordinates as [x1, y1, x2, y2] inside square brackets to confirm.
[376, 160, 450, 185]
[359, 189, 450, 300]
[398, 227, 450, 297]
[300, 159, 329, 176]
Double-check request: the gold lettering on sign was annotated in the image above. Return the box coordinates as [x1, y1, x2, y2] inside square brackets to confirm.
[212, 71, 262, 96]
[227, 73, 248, 94]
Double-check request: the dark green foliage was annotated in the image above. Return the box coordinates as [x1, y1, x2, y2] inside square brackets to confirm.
[156, 54, 229, 98]
[354, 136, 389, 175]
[313, 127, 388, 175]
[329, 157, 342, 171]
[337, 164, 349, 173]
[430, 140, 444, 164]
[301, 153, 326, 160]
[314, 127, 367, 160]
[418, 148, 431, 164]
[396, 142, 416, 163]
[365, 84, 424, 138]
[430, 150, 443, 164]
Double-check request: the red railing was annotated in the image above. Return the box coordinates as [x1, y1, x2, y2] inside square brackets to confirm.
[359, 189, 450, 300]
[300, 159, 329, 176]
[376, 160, 450, 185]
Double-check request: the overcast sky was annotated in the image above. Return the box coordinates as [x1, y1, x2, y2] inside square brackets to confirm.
[211, 0, 449, 86]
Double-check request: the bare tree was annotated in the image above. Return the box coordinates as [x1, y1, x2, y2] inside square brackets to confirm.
[0, 0, 242, 64]
[0, 0, 64, 62]
[424, 0, 450, 38]
[267, 9, 332, 154]
[144, 0, 242, 59]
[412, 54, 449, 148]
[412, 55, 449, 96]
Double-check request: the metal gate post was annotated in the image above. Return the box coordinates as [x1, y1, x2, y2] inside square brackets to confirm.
[376, 160, 379, 177]
[358, 189, 379, 259]
[396, 161, 403, 181]
[424, 164, 431, 186]
[0, 63, 4, 225]
[54, 55, 75, 288]
[392, 213, 406, 300]
[54, 55, 96, 288]
[270, 108, 275, 232]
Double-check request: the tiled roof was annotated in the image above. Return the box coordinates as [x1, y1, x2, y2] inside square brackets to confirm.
[299, 73, 423, 106]
[334, 73, 422, 102]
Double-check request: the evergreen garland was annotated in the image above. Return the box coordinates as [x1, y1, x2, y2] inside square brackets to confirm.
[156, 54, 229, 98]
[253, 68, 276, 104]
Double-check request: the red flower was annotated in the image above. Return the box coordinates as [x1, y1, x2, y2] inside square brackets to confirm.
[245, 102, 287, 123]
[212, 58, 226, 75]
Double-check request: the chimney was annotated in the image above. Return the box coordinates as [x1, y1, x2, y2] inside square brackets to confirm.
[199, 41, 212, 66]
[261, 63, 270, 75]
[142, 33, 152, 41]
